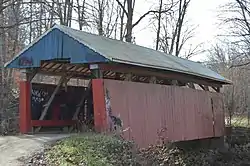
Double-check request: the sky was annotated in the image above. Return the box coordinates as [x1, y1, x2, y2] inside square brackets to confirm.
[133, 0, 230, 61]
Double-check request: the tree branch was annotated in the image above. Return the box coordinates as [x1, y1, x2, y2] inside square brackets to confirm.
[132, 8, 172, 28]
[230, 61, 250, 68]
[115, 0, 128, 17]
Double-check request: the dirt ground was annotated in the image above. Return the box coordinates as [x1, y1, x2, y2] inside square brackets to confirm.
[0, 134, 72, 166]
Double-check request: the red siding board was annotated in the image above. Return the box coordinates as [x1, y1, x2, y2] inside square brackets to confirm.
[165, 86, 174, 141]
[31, 120, 76, 126]
[102, 79, 225, 148]
[92, 79, 107, 132]
[211, 93, 225, 137]
[19, 81, 32, 134]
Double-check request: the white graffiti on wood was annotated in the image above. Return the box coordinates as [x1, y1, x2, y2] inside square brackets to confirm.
[105, 89, 123, 133]
[31, 89, 49, 103]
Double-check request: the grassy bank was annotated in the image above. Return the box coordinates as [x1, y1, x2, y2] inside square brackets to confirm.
[43, 127, 250, 166]
[45, 133, 141, 166]
[231, 116, 250, 128]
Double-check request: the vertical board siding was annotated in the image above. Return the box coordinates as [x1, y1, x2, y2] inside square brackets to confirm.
[103, 79, 224, 148]
[19, 81, 32, 133]
[92, 79, 107, 132]
[211, 93, 225, 137]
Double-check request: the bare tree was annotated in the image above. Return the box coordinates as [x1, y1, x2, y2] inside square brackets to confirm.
[89, 0, 119, 37]
[75, 0, 87, 30]
[118, 0, 126, 40]
[156, 0, 163, 50]
[206, 42, 250, 125]
[220, 0, 250, 67]
[115, 0, 173, 42]
[154, 0, 202, 58]
[0, 0, 25, 134]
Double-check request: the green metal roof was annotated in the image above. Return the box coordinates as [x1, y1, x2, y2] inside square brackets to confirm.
[5, 24, 231, 84]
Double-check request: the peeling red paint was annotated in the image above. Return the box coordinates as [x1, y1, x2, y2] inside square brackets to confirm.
[103, 79, 224, 148]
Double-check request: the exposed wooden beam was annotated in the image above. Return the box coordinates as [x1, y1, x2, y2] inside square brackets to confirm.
[51, 64, 63, 72]
[31, 120, 76, 127]
[115, 72, 120, 80]
[198, 84, 209, 91]
[212, 86, 220, 93]
[63, 77, 72, 92]
[99, 64, 223, 87]
[19, 69, 38, 82]
[38, 69, 92, 80]
[199, 84, 206, 91]
[69, 81, 92, 132]
[204, 85, 209, 91]
[149, 76, 156, 84]
[35, 75, 67, 132]
[91, 69, 103, 78]
[27, 69, 38, 82]
[41, 62, 49, 68]
[125, 73, 132, 81]
[171, 80, 178, 85]
[188, 83, 195, 89]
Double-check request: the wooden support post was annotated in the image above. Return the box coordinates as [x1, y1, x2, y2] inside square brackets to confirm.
[20, 69, 37, 82]
[211, 98, 215, 136]
[63, 77, 71, 92]
[212, 86, 220, 93]
[19, 69, 37, 134]
[35, 75, 67, 132]
[149, 76, 156, 84]
[199, 84, 205, 90]
[27, 69, 38, 82]
[125, 73, 132, 81]
[188, 83, 195, 89]
[68, 81, 92, 132]
[92, 69, 103, 78]
[19, 81, 32, 133]
[204, 85, 209, 91]
[92, 79, 107, 132]
[199, 84, 209, 91]
[171, 80, 178, 85]
[90, 64, 103, 78]
[115, 72, 120, 80]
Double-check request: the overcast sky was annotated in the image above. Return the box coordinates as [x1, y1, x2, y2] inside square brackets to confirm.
[133, 0, 230, 61]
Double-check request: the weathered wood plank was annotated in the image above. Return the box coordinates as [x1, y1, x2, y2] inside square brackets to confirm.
[69, 81, 92, 132]
[35, 75, 66, 132]
[125, 73, 132, 81]
[188, 83, 195, 89]
[99, 64, 224, 87]
[149, 76, 156, 84]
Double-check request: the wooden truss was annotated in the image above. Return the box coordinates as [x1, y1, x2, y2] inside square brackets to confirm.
[34, 75, 70, 132]
[68, 80, 92, 132]
[38, 61, 224, 94]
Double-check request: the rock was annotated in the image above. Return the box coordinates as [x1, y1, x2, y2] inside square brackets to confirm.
[29, 158, 33, 163]
[245, 143, 250, 148]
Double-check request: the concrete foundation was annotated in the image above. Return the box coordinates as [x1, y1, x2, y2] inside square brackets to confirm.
[174, 137, 225, 150]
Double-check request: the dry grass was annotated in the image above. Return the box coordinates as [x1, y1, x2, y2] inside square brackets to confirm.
[231, 116, 250, 128]
[45, 133, 141, 166]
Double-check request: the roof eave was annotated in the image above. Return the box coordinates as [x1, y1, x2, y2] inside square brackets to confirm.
[111, 58, 231, 85]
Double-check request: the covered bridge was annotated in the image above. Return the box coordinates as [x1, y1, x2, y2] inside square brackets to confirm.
[5, 24, 230, 147]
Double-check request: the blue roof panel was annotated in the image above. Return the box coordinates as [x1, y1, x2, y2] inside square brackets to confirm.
[5, 24, 230, 84]
[5, 28, 108, 68]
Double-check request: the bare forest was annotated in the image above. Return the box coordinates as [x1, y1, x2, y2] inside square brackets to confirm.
[0, 0, 248, 133]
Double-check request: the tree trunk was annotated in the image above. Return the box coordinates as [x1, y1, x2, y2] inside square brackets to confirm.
[175, 0, 188, 57]
[156, 0, 163, 50]
[119, 0, 126, 41]
[125, 0, 133, 42]
[97, 0, 104, 35]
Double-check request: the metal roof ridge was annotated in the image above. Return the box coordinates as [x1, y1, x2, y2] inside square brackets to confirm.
[55, 25, 217, 72]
